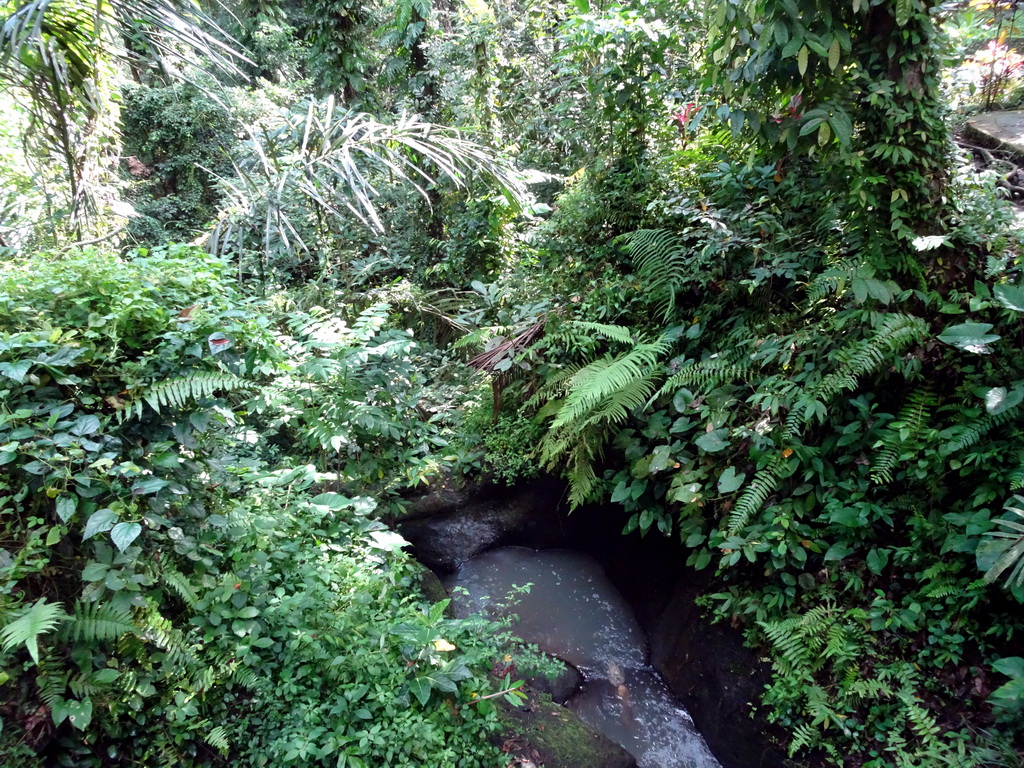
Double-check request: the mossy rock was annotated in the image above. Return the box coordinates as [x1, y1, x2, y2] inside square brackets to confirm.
[522, 654, 584, 704]
[496, 691, 637, 768]
[415, 564, 454, 614]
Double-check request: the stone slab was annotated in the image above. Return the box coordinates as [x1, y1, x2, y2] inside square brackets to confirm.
[966, 110, 1024, 156]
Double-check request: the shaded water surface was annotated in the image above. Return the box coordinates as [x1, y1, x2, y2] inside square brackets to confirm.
[446, 547, 721, 768]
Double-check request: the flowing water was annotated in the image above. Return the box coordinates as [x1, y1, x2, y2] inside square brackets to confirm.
[446, 547, 721, 768]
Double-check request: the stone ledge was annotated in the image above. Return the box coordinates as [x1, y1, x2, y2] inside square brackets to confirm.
[965, 110, 1024, 158]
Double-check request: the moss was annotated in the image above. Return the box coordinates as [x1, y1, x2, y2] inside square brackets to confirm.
[496, 690, 636, 768]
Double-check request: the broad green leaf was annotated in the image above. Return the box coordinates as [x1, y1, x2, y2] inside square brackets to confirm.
[110, 522, 142, 552]
[310, 492, 352, 510]
[408, 678, 431, 706]
[866, 548, 889, 574]
[995, 283, 1024, 312]
[639, 508, 655, 533]
[781, 37, 803, 59]
[993, 657, 1024, 680]
[895, 0, 912, 25]
[649, 445, 674, 473]
[65, 698, 93, 730]
[717, 466, 746, 494]
[81, 562, 109, 581]
[367, 530, 408, 552]
[611, 481, 631, 504]
[91, 669, 120, 685]
[83, 508, 117, 540]
[425, 670, 458, 693]
[729, 110, 744, 136]
[55, 494, 77, 522]
[799, 117, 824, 136]
[0, 360, 31, 383]
[817, 121, 831, 147]
[695, 429, 729, 453]
[131, 476, 170, 496]
[824, 542, 854, 562]
[985, 386, 1024, 415]
[937, 322, 1000, 354]
[829, 111, 853, 148]
[70, 415, 100, 436]
[672, 388, 694, 413]
[773, 22, 789, 46]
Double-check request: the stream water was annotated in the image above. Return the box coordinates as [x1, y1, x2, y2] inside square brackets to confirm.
[445, 546, 721, 768]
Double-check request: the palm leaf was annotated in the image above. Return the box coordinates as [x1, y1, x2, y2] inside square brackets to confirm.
[210, 99, 529, 258]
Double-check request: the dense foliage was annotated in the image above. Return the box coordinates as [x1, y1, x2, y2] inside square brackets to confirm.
[2, 0, 1024, 765]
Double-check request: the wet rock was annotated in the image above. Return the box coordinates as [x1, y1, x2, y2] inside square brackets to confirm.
[523, 655, 584, 705]
[398, 477, 566, 573]
[497, 692, 637, 768]
[416, 565, 456, 616]
[396, 474, 491, 522]
[554, 502, 786, 768]
[648, 577, 786, 768]
[403, 477, 785, 768]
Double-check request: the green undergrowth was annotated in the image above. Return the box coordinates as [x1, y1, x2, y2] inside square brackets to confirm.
[0, 246, 535, 767]
[466, 144, 1024, 764]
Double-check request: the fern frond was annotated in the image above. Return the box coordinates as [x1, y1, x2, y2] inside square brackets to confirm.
[525, 365, 581, 411]
[36, 651, 68, 705]
[552, 337, 669, 430]
[231, 666, 261, 689]
[727, 455, 784, 535]
[64, 602, 135, 643]
[160, 563, 199, 610]
[1009, 463, 1024, 491]
[564, 320, 636, 345]
[658, 353, 751, 398]
[622, 228, 695, 321]
[538, 334, 671, 507]
[870, 387, 936, 485]
[789, 721, 821, 756]
[1, 599, 66, 663]
[898, 690, 942, 747]
[206, 724, 229, 754]
[124, 371, 256, 420]
[943, 405, 1023, 454]
[785, 314, 927, 436]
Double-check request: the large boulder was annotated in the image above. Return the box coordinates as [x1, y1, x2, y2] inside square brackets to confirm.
[397, 476, 565, 573]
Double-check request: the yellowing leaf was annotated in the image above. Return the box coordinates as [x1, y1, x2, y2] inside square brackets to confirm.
[828, 39, 840, 71]
[798, 45, 809, 76]
[818, 121, 831, 146]
[433, 638, 456, 652]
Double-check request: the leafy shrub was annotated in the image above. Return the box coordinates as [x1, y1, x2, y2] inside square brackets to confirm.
[520, 145, 1024, 761]
[0, 246, 524, 767]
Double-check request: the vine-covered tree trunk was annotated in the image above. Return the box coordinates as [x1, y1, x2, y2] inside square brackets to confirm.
[853, 0, 951, 272]
[706, 0, 954, 278]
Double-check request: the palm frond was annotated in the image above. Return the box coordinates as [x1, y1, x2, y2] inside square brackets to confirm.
[210, 100, 529, 258]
